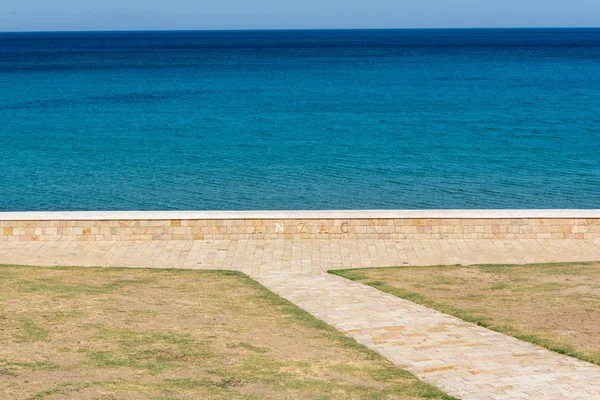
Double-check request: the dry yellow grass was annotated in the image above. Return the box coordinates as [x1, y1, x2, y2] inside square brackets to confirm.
[0, 265, 453, 400]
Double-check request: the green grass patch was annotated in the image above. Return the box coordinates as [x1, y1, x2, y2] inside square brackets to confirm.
[490, 283, 510, 290]
[14, 319, 49, 342]
[226, 342, 270, 354]
[83, 327, 212, 373]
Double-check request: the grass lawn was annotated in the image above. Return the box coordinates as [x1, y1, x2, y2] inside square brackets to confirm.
[331, 261, 600, 366]
[0, 265, 454, 400]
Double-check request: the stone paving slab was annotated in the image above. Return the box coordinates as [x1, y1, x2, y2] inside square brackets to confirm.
[255, 273, 600, 400]
[1, 238, 599, 274]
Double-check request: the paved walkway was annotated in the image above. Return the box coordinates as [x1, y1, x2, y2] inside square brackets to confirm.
[1, 238, 600, 273]
[256, 273, 600, 400]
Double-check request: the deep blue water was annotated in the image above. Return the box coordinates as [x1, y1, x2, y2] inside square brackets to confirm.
[1, 29, 599, 211]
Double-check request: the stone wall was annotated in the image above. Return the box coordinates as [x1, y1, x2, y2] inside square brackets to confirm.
[1, 211, 599, 242]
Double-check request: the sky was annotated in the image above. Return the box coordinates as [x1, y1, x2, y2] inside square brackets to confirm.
[1, 0, 599, 32]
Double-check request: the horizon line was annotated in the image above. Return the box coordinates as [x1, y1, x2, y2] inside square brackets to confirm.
[2, 26, 600, 34]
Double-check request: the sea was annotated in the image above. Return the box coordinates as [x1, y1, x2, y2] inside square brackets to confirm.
[1, 29, 599, 211]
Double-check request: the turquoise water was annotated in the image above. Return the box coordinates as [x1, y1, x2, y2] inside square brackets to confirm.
[1, 29, 599, 211]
